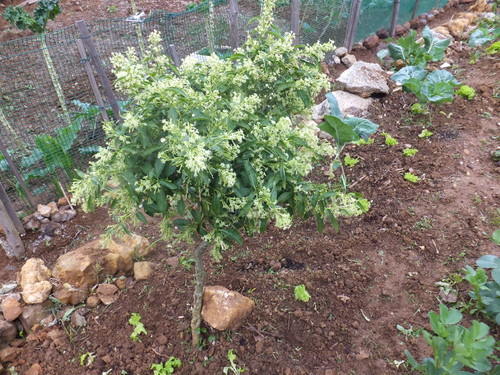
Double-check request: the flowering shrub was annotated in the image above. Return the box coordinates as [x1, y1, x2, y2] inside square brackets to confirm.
[72, 0, 370, 260]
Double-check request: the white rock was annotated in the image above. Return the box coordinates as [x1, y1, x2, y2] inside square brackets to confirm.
[335, 61, 389, 98]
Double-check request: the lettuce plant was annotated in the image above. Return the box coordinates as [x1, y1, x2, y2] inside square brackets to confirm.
[72, 0, 371, 347]
[456, 85, 476, 100]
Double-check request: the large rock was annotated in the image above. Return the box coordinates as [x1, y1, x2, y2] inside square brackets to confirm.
[52, 234, 150, 290]
[201, 286, 255, 331]
[0, 318, 17, 345]
[335, 61, 389, 98]
[19, 259, 52, 304]
[312, 91, 373, 121]
[19, 303, 48, 331]
[96, 284, 119, 305]
[133, 262, 159, 281]
[363, 34, 379, 49]
[0, 297, 22, 322]
[0, 347, 21, 362]
[53, 283, 87, 305]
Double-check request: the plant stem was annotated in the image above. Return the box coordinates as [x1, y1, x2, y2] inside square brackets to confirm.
[191, 240, 210, 348]
[0, 109, 28, 153]
[39, 33, 72, 127]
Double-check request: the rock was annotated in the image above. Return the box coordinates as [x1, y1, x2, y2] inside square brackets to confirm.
[165, 256, 179, 267]
[107, 233, 152, 259]
[417, 18, 427, 28]
[50, 209, 77, 223]
[86, 295, 100, 308]
[312, 91, 373, 122]
[334, 47, 347, 57]
[40, 222, 58, 236]
[362, 34, 379, 49]
[332, 56, 341, 64]
[53, 283, 87, 305]
[96, 284, 119, 305]
[376, 28, 389, 39]
[0, 283, 17, 295]
[25, 364, 42, 375]
[57, 197, 69, 206]
[40, 315, 54, 326]
[409, 19, 419, 30]
[341, 54, 357, 68]
[19, 303, 48, 331]
[394, 24, 407, 36]
[24, 217, 41, 231]
[70, 310, 87, 327]
[47, 202, 58, 214]
[0, 347, 21, 362]
[115, 276, 127, 289]
[22, 281, 52, 305]
[0, 297, 22, 321]
[36, 204, 52, 218]
[46, 328, 67, 347]
[133, 262, 158, 281]
[201, 286, 255, 331]
[20, 259, 51, 291]
[335, 61, 389, 98]
[0, 319, 17, 345]
[470, 0, 492, 12]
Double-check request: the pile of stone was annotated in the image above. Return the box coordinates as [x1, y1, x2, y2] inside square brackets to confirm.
[22, 197, 77, 233]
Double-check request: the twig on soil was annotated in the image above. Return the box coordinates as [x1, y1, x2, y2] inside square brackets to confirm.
[432, 239, 439, 254]
[360, 309, 371, 322]
[349, 175, 367, 189]
[152, 347, 168, 357]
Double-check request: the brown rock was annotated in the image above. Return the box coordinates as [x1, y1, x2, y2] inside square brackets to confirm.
[53, 283, 87, 305]
[394, 24, 407, 36]
[201, 286, 255, 331]
[115, 276, 127, 289]
[0, 319, 17, 345]
[70, 310, 87, 327]
[0, 347, 21, 362]
[50, 209, 77, 223]
[19, 303, 48, 331]
[24, 217, 41, 231]
[376, 28, 388, 39]
[1, 297, 22, 321]
[36, 204, 51, 218]
[20, 259, 51, 291]
[86, 295, 100, 308]
[47, 202, 58, 214]
[57, 197, 69, 206]
[362, 34, 379, 49]
[133, 262, 158, 281]
[165, 256, 179, 267]
[409, 19, 419, 30]
[107, 233, 152, 259]
[22, 281, 52, 305]
[26, 364, 42, 375]
[46, 328, 67, 347]
[96, 284, 119, 305]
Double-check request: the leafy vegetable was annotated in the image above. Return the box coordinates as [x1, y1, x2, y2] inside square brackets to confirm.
[456, 85, 476, 100]
[294, 284, 311, 302]
[404, 172, 420, 183]
[344, 154, 360, 167]
[223, 350, 246, 374]
[129, 313, 147, 341]
[381, 132, 398, 146]
[468, 27, 500, 47]
[486, 40, 500, 55]
[151, 357, 182, 375]
[4, 0, 61, 34]
[418, 129, 434, 138]
[387, 26, 450, 67]
[403, 148, 418, 157]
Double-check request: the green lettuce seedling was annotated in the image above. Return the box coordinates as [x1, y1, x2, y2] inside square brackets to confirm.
[344, 154, 360, 167]
[381, 132, 398, 146]
[294, 284, 311, 302]
[129, 313, 147, 341]
[403, 148, 418, 157]
[486, 41, 500, 55]
[404, 172, 420, 183]
[151, 357, 182, 375]
[456, 85, 476, 100]
[418, 129, 433, 138]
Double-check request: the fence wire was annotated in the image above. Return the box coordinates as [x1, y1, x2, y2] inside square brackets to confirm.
[0, 0, 443, 217]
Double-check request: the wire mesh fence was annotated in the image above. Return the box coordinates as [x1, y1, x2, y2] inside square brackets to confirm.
[0, 0, 445, 219]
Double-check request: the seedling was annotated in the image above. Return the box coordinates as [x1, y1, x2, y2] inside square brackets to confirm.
[493, 229, 500, 245]
[354, 138, 374, 146]
[381, 132, 398, 146]
[396, 324, 422, 340]
[404, 172, 420, 183]
[80, 352, 96, 367]
[129, 313, 147, 341]
[402, 148, 418, 157]
[410, 103, 429, 115]
[343, 154, 360, 167]
[151, 357, 182, 375]
[178, 256, 195, 271]
[294, 284, 311, 302]
[456, 85, 476, 100]
[418, 129, 433, 138]
[223, 350, 246, 374]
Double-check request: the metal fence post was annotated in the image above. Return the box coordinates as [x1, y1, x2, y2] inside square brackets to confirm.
[76, 20, 122, 123]
[344, 0, 362, 52]
[412, 0, 422, 19]
[168, 44, 181, 67]
[291, 0, 300, 45]
[229, 0, 239, 50]
[390, 0, 401, 37]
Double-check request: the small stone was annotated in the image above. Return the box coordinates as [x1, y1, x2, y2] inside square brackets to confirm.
[0, 347, 21, 362]
[363, 34, 379, 49]
[53, 283, 87, 305]
[70, 310, 87, 327]
[40, 315, 54, 327]
[395, 24, 407, 36]
[40, 222, 58, 236]
[19, 304, 48, 331]
[102, 354, 112, 363]
[0, 319, 17, 345]
[157, 334, 168, 345]
[57, 197, 69, 206]
[50, 209, 77, 223]
[341, 54, 357, 68]
[96, 284, 119, 305]
[332, 56, 341, 64]
[24, 218, 41, 231]
[0, 283, 17, 295]
[334, 47, 347, 57]
[36, 204, 51, 218]
[376, 28, 389, 39]
[133, 261, 159, 281]
[86, 295, 100, 308]
[26, 364, 42, 375]
[115, 276, 127, 289]
[270, 261, 281, 272]
[1, 297, 22, 321]
[351, 321, 359, 329]
[165, 256, 179, 267]
[47, 202, 58, 214]
[201, 286, 255, 331]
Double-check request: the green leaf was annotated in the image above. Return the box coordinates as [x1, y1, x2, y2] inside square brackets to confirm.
[276, 81, 295, 92]
[325, 92, 343, 118]
[476, 255, 500, 269]
[243, 160, 257, 188]
[420, 81, 455, 104]
[176, 199, 185, 216]
[319, 115, 359, 147]
[135, 211, 149, 223]
[391, 66, 427, 85]
[422, 26, 450, 62]
[220, 228, 243, 245]
[343, 117, 378, 141]
[426, 70, 461, 86]
[468, 28, 495, 47]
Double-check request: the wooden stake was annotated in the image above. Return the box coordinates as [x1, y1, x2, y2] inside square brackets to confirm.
[344, 0, 362, 52]
[0, 183, 25, 259]
[76, 20, 121, 123]
[291, 0, 300, 45]
[412, 0, 422, 19]
[229, 0, 239, 50]
[390, 0, 401, 37]
[168, 44, 181, 67]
